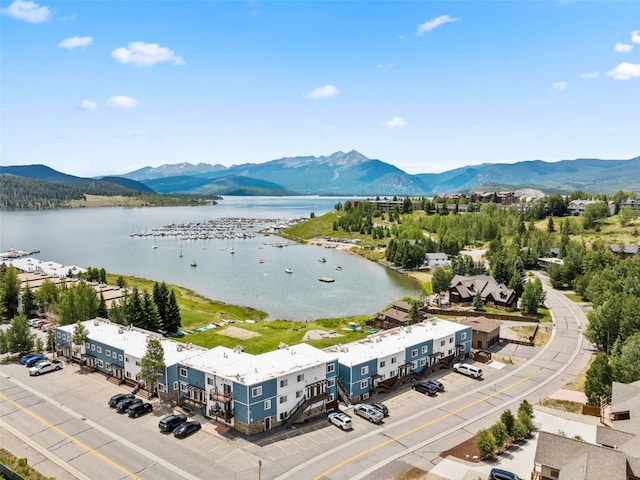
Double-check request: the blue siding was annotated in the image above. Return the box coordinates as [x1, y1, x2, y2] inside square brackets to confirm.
[350, 359, 377, 397]
[456, 326, 472, 354]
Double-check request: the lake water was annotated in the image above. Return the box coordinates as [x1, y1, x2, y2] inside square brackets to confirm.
[0, 197, 422, 320]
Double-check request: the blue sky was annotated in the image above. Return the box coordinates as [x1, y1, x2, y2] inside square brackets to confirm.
[1, 1, 639, 177]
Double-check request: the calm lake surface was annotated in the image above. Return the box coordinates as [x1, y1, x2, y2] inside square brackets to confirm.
[0, 197, 422, 320]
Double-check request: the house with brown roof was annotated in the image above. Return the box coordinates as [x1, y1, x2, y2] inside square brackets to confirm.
[532, 380, 640, 480]
[448, 275, 518, 311]
[375, 301, 417, 330]
[461, 316, 501, 350]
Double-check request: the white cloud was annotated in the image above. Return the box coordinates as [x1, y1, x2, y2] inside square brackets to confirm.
[107, 96, 139, 108]
[614, 42, 633, 53]
[416, 15, 458, 36]
[58, 36, 93, 49]
[384, 116, 408, 128]
[304, 84, 339, 100]
[579, 71, 599, 79]
[632, 30, 640, 44]
[606, 62, 640, 80]
[552, 81, 568, 90]
[111, 41, 184, 67]
[1, 0, 51, 23]
[80, 100, 98, 111]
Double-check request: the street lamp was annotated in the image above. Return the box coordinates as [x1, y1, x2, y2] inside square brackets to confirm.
[258, 459, 262, 480]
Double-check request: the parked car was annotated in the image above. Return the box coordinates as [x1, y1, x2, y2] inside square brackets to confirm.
[327, 412, 353, 431]
[20, 353, 45, 365]
[423, 379, 445, 392]
[116, 397, 142, 413]
[24, 354, 48, 367]
[159, 413, 188, 432]
[38, 321, 50, 330]
[412, 380, 438, 396]
[353, 403, 384, 423]
[366, 402, 389, 417]
[173, 420, 201, 438]
[109, 393, 135, 408]
[128, 402, 153, 418]
[36, 320, 49, 329]
[453, 363, 483, 379]
[29, 360, 63, 376]
[489, 468, 521, 480]
[29, 318, 44, 327]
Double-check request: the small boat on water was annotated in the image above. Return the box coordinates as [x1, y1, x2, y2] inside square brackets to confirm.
[152, 245, 158, 249]
[335, 266, 342, 271]
[319, 257, 327, 263]
[230, 248, 235, 254]
[190, 261, 197, 267]
[319, 276, 335, 283]
[259, 259, 265, 264]
[285, 268, 293, 274]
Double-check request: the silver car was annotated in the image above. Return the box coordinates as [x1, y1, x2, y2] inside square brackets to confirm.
[353, 403, 384, 423]
[328, 412, 353, 431]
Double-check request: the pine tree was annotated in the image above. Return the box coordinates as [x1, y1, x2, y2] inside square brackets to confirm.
[165, 290, 182, 333]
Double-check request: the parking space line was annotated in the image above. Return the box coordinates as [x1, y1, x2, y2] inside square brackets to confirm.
[313, 369, 540, 480]
[0, 392, 140, 479]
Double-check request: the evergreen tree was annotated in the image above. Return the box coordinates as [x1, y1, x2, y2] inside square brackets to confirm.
[98, 292, 108, 318]
[472, 290, 484, 311]
[500, 409, 515, 437]
[475, 429, 496, 460]
[0, 265, 21, 320]
[153, 282, 169, 328]
[21, 284, 36, 317]
[165, 290, 182, 333]
[143, 291, 162, 331]
[7, 315, 34, 354]
[408, 301, 421, 325]
[0, 329, 8, 355]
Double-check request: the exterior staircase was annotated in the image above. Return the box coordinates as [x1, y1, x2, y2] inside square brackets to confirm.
[336, 378, 352, 406]
[283, 396, 309, 428]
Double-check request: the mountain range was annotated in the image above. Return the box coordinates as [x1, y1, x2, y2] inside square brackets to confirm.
[2, 151, 640, 198]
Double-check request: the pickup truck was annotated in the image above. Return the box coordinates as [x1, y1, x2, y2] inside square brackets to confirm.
[29, 360, 63, 376]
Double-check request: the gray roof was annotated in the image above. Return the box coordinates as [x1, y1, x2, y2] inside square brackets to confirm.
[461, 316, 501, 334]
[534, 431, 627, 480]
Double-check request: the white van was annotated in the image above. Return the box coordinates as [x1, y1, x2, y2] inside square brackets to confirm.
[453, 363, 483, 378]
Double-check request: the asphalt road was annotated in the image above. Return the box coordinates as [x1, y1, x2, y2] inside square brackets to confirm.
[0, 275, 592, 480]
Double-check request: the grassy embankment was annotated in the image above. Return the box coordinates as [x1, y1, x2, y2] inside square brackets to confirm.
[106, 273, 373, 355]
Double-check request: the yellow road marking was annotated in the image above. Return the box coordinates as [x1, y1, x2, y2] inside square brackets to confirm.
[314, 369, 541, 480]
[0, 392, 143, 479]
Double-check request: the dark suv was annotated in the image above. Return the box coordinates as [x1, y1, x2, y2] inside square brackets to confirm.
[128, 402, 153, 418]
[412, 380, 438, 396]
[109, 393, 135, 408]
[159, 413, 188, 432]
[116, 397, 142, 413]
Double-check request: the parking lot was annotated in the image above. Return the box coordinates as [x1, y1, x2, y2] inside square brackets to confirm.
[1, 350, 497, 480]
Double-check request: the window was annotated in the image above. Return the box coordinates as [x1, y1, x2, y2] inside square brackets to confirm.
[86, 342, 90, 349]
[207, 378, 213, 385]
[440, 340, 445, 347]
[328, 393, 334, 402]
[56, 332, 61, 338]
[105, 363, 111, 372]
[280, 379, 288, 387]
[448, 349, 453, 356]
[391, 357, 397, 364]
[411, 349, 418, 358]
[106, 349, 110, 357]
[97, 359, 104, 368]
[421, 346, 428, 354]
[180, 368, 188, 377]
[327, 378, 335, 388]
[419, 358, 426, 366]
[449, 338, 453, 343]
[379, 360, 386, 368]
[252, 386, 262, 398]
[362, 392, 369, 400]
[126, 371, 131, 378]
[296, 390, 303, 398]
[180, 382, 188, 392]
[91, 344, 95, 351]
[327, 363, 335, 374]
[96, 346, 102, 354]
[361, 366, 369, 375]
[279, 395, 288, 404]
[158, 384, 165, 393]
[173, 381, 178, 390]
[297, 374, 304, 382]
[118, 354, 123, 361]
[135, 361, 140, 366]
[389, 370, 396, 377]
[264, 399, 271, 410]
[461, 332, 467, 340]
[360, 380, 368, 389]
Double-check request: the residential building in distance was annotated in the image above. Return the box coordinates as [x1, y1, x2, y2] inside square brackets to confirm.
[461, 316, 501, 350]
[449, 275, 518, 311]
